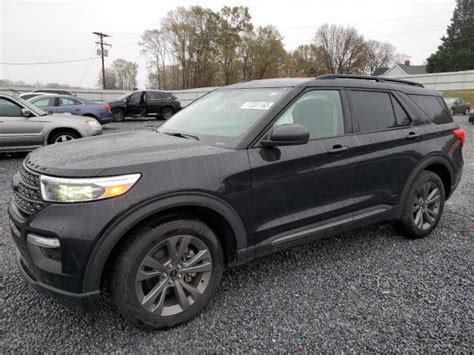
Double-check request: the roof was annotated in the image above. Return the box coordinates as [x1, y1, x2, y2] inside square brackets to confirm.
[373, 67, 389, 76]
[225, 78, 313, 89]
[396, 63, 427, 75]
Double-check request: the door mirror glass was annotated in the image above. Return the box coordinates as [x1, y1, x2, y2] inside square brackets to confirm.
[21, 108, 33, 117]
[262, 124, 310, 147]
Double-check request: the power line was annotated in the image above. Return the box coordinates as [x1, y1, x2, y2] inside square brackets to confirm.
[0, 57, 99, 65]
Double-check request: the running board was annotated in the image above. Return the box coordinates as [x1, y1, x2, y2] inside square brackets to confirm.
[271, 208, 388, 246]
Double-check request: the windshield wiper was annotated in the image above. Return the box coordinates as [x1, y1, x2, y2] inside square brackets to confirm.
[162, 131, 200, 141]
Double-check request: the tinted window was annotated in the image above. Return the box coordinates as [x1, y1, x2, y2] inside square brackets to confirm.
[274, 90, 344, 139]
[392, 97, 411, 126]
[148, 91, 163, 99]
[350, 91, 396, 132]
[408, 95, 452, 124]
[34, 97, 55, 107]
[0, 98, 22, 117]
[129, 92, 142, 101]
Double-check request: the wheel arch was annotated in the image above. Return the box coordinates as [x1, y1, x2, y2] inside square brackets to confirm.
[46, 127, 81, 144]
[400, 154, 454, 206]
[82, 192, 247, 292]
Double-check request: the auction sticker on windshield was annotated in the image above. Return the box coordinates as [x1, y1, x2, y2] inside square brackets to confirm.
[240, 102, 274, 110]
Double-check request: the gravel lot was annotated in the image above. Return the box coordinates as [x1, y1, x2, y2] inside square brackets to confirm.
[1, 116, 473, 352]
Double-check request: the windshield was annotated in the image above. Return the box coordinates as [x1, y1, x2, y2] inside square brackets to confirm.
[116, 92, 131, 101]
[444, 98, 456, 104]
[159, 88, 290, 147]
[16, 96, 47, 116]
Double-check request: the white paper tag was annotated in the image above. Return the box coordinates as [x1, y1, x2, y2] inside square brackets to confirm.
[240, 102, 274, 110]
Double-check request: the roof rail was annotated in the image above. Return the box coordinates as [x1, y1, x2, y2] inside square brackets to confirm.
[316, 74, 424, 88]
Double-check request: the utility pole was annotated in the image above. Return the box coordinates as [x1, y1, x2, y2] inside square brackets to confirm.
[93, 32, 111, 89]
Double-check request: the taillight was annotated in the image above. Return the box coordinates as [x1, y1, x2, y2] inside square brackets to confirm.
[102, 103, 110, 112]
[453, 129, 465, 147]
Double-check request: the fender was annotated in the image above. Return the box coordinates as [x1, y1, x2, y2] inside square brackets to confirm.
[82, 191, 247, 292]
[399, 153, 454, 208]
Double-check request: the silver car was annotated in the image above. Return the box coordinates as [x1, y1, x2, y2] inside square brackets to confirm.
[0, 93, 102, 153]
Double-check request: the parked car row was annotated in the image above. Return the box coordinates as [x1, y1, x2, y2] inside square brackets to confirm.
[0, 93, 102, 152]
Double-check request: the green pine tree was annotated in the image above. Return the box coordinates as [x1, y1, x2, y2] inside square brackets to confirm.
[426, 0, 474, 72]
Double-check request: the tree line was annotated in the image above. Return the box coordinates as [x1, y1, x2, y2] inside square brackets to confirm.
[98, 5, 402, 90]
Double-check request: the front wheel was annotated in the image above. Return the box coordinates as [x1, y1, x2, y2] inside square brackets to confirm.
[110, 219, 224, 329]
[112, 108, 126, 122]
[396, 171, 445, 239]
[49, 130, 79, 144]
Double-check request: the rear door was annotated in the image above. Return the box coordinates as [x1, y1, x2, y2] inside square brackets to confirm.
[348, 89, 420, 213]
[0, 97, 44, 149]
[56, 97, 83, 115]
[146, 91, 163, 114]
[248, 89, 358, 245]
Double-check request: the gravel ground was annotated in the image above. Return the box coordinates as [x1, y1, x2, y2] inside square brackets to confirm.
[0, 116, 473, 352]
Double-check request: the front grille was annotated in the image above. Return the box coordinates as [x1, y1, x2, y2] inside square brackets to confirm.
[13, 165, 46, 218]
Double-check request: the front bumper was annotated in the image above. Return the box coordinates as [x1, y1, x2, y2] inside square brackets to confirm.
[16, 250, 100, 307]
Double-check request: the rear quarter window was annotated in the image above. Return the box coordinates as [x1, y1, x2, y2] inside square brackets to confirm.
[408, 95, 453, 124]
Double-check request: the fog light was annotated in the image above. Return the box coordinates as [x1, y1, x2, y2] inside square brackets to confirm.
[27, 234, 60, 248]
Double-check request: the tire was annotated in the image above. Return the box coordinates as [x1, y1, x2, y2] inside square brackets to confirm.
[48, 130, 79, 144]
[465, 107, 470, 115]
[112, 108, 126, 122]
[161, 107, 175, 120]
[396, 171, 445, 239]
[110, 219, 224, 330]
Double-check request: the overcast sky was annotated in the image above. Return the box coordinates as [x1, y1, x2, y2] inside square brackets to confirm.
[0, 0, 455, 88]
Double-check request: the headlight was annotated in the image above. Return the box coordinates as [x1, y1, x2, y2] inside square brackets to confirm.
[40, 174, 141, 203]
[85, 119, 100, 128]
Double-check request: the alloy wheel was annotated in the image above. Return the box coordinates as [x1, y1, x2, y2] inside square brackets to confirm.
[162, 108, 174, 120]
[412, 181, 441, 231]
[53, 134, 75, 143]
[135, 235, 213, 316]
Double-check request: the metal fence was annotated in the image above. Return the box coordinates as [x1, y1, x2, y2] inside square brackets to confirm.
[0, 86, 217, 106]
[384, 70, 474, 91]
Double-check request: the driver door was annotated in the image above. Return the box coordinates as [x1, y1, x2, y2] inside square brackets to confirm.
[0, 97, 44, 150]
[126, 92, 143, 115]
[248, 89, 358, 246]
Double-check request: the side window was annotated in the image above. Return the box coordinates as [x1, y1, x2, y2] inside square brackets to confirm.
[34, 98, 55, 107]
[129, 92, 141, 101]
[349, 91, 396, 132]
[408, 95, 452, 124]
[391, 96, 411, 126]
[0, 98, 22, 117]
[59, 98, 76, 106]
[148, 91, 162, 99]
[274, 90, 344, 139]
[72, 99, 83, 105]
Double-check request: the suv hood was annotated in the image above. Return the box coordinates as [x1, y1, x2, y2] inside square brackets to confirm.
[26, 130, 229, 177]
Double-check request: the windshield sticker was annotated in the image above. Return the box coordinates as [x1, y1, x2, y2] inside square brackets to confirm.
[240, 102, 274, 110]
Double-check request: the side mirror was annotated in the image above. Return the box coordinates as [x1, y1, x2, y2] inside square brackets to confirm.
[21, 108, 33, 117]
[262, 124, 310, 147]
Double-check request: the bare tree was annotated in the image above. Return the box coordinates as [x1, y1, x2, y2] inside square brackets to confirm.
[140, 30, 169, 89]
[366, 40, 396, 75]
[313, 24, 368, 74]
[251, 25, 287, 79]
[110, 59, 138, 90]
[96, 68, 117, 89]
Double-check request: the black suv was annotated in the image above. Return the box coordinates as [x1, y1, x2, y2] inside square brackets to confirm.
[9, 75, 464, 329]
[108, 90, 181, 121]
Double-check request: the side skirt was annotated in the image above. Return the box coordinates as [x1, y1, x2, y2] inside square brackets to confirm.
[234, 204, 402, 265]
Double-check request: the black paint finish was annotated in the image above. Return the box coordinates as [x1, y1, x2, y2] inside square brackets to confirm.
[8, 76, 464, 302]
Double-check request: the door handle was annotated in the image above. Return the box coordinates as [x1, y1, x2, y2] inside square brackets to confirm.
[327, 145, 349, 155]
[406, 132, 422, 140]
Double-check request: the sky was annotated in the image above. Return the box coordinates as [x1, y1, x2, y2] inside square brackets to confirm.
[0, 0, 455, 88]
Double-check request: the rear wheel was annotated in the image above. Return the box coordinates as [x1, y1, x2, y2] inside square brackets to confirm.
[48, 130, 79, 144]
[110, 219, 224, 329]
[465, 107, 470, 115]
[161, 107, 175, 120]
[396, 171, 445, 239]
[112, 108, 126, 122]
